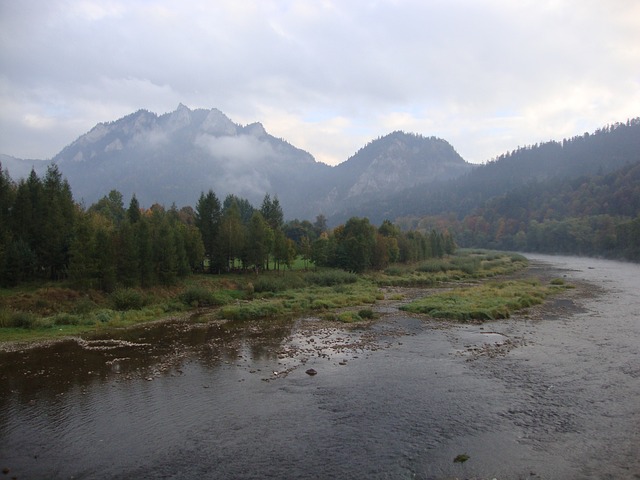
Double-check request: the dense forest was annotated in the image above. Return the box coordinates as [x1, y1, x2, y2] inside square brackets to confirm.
[398, 159, 640, 261]
[350, 119, 640, 224]
[389, 120, 640, 261]
[0, 164, 453, 289]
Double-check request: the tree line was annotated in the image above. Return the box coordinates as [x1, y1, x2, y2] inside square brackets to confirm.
[0, 164, 455, 289]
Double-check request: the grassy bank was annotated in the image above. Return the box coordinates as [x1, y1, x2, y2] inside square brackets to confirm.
[0, 251, 548, 345]
[401, 278, 572, 322]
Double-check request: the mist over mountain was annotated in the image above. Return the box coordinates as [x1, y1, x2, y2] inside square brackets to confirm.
[48, 104, 327, 217]
[0, 154, 47, 180]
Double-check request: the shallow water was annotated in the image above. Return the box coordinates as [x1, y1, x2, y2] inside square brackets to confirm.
[1, 255, 639, 479]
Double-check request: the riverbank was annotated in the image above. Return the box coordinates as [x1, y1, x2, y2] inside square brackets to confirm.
[0, 250, 532, 352]
[2, 255, 638, 479]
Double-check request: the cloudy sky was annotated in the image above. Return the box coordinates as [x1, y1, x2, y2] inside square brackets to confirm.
[1, 0, 639, 165]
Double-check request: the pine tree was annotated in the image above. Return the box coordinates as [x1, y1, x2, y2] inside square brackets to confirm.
[127, 194, 141, 223]
[42, 164, 75, 280]
[195, 190, 222, 273]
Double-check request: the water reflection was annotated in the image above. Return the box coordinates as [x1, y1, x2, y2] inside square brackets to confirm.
[0, 315, 297, 406]
[2, 256, 639, 479]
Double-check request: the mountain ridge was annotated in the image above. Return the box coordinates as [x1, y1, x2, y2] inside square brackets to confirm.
[2, 107, 637, 228]
[1, 105, 472, 220]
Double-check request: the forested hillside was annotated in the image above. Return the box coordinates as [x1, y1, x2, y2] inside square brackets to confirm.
[398, 154, 640, 260]
[358, 119, 640, 225]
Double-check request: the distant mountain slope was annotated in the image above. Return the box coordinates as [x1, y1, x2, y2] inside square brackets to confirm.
[355, 119, 640, 224]
[314, 131, 473, 219]
[2, 105, 474, 220]
[51, 104, 327, 216]
[0, 154, 48, 180]
[5, 106, 635, 226]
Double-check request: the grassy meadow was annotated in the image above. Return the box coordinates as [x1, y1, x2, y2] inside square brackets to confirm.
[0, 250, 568, 344]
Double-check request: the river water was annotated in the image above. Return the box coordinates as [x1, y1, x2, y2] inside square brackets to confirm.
[1, 255, 639, 479]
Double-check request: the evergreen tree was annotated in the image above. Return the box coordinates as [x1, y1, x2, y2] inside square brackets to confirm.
[246, 212, 271, 271]
[41, 164, 75, 280]
[89, 190, 126, 225]
[93, 226, 117, 292]
[195, 190, 222, 272]
[136, 216, 154, 287]
[260, 193, 284, 230]
[223, 194, 254, 224]
[218, 200, 245, 270]
[0, 164, 15, 282]
[115, 220, 140, 287]
[127, 194, 141, 223]
[152, 215, 179, 285]
[67, 211, 96, 289]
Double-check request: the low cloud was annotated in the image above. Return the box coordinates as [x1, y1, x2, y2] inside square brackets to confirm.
[1, 1, 639, 164]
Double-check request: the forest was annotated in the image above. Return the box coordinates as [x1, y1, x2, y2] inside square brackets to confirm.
[398, 159, 640, 261]
[391, 120, 640, 261]
[0, 164, 454, 290]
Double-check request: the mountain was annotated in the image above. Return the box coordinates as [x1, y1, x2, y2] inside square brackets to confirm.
[1, 105, 473, 220]
[7, 105, 635, 230]
[313, 131, 472, 221]
[355, 119, 640, 224]
[51, 104, 327, 217]
[0, 154, 48, 180]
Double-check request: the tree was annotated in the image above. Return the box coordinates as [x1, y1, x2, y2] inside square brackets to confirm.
[218, 200, 245, 270]
[127, 194, 141, 223]
[89, 190, 125, 225]
[223, 194, 254, 224]
[300, 236, 312, 270]
[115, 220, 139, 287]
[314, 214, 328, 236]
[0, 164, 16, 282]
[10, 170, 45, 281]
[135, 216, 154, 287]
[246, 212, 272, 271]
[152, 214, 179, 285]
[195, 190, 221, 273]
[260, 193, 284, 231]
[272, 229, 289, 271]
[41, 164, 75, 280]
[335, 217, 377, 272]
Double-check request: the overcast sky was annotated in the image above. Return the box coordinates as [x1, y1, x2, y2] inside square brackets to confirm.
[1, 0, 639, 165]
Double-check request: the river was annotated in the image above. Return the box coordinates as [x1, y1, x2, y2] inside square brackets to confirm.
[1, 255, 639, 479]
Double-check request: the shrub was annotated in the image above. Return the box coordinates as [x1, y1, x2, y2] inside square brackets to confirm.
[110, 289, 146, 310]
[179, 286, 217, 307]
[53, 313, 81, 325]
[358, 308, 375, 319]
[416, 260, 449, 273]
[32, 317, 55, 329]
[73, 297, 97, 315]
[384, 266, 406, 276]
[93, 310, 115, 323]
[0, 309, 12, 328]
[337, 311, 361, 323]
[11, 312, 37, 329]
[307, 270, 357, 286]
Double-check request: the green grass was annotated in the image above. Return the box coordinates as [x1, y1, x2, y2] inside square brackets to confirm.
[401, 279, 568, 322]
[370, 251, 528, 287]
[0, 251, 536, 344]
